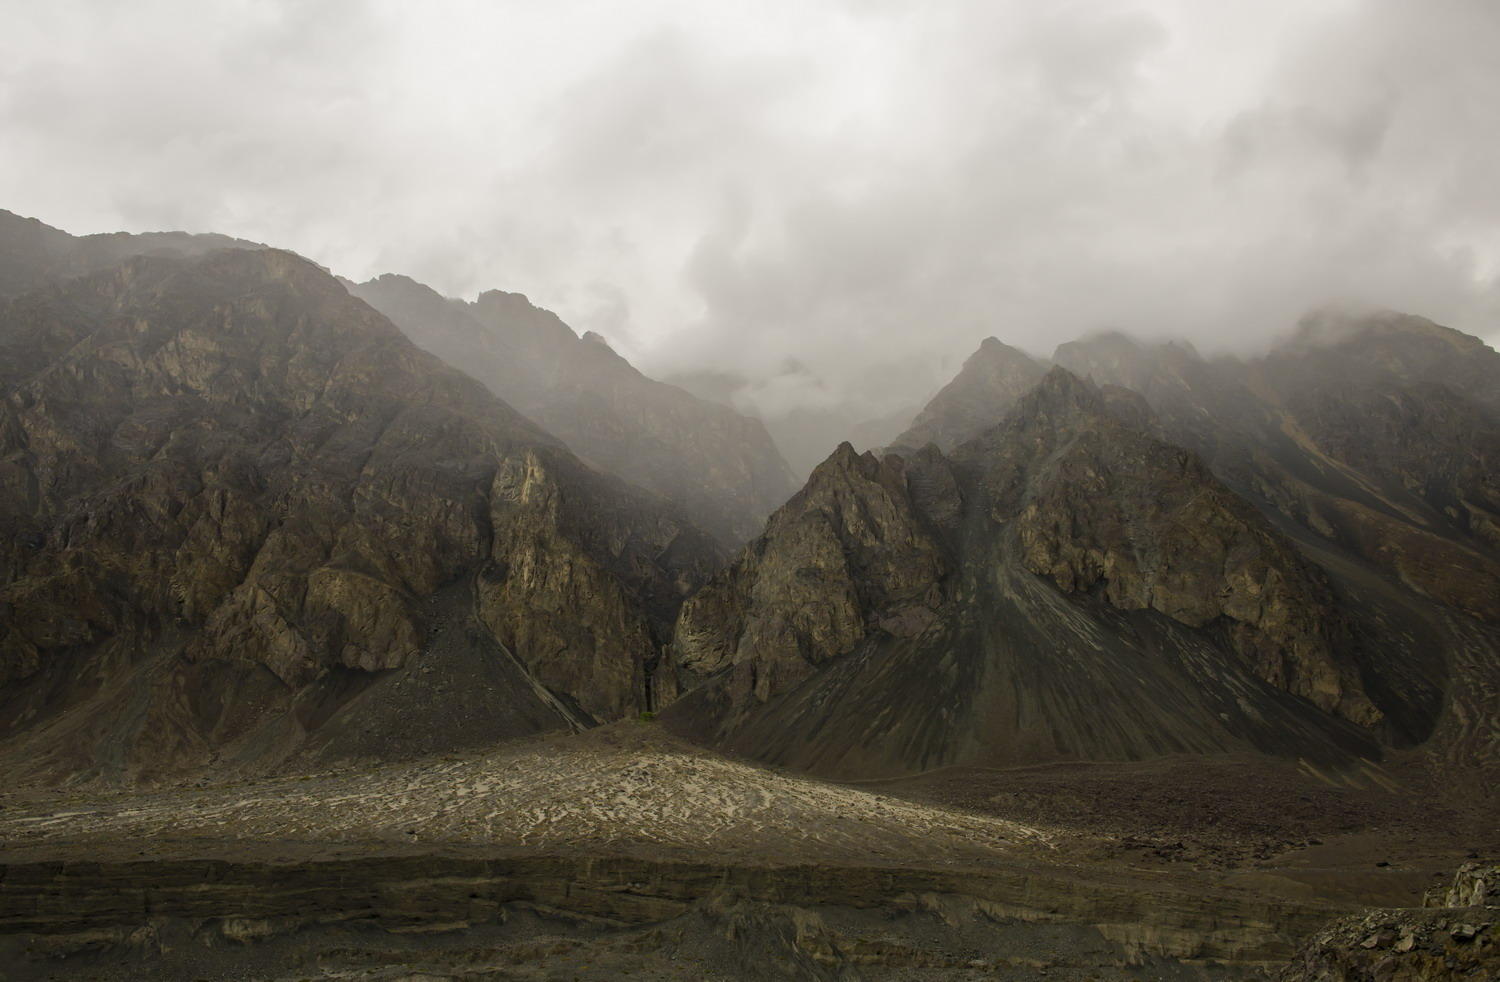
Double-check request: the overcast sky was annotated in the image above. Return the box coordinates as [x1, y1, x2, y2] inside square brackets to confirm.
[3, 0, 1497, 419]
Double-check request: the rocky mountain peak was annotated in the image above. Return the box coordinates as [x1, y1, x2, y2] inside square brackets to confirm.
[974, 334, 1032, 361]
[890, 335, 1045, 452]
[472, 288, 574, 337]
[1011, 364, 1105, 416]
[962, 369, 1381, 727]
[668, 437, 949, 723]
[816, 439, 875, 476]
[0, 210, 73, 276]
[363, 271, 444, 300]
[666, 357, 1390, 776]
[1269, 309, 1500, 419]
[1051, 331, 1205, 395]
[0, 209, 269, 301]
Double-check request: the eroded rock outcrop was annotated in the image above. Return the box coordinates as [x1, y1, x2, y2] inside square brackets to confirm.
[1282, 862, 1499, 982]
[664, 366, 1385, 775]
[0, 248, 720, 781]
[671, 443, 949, 713]
[961, 369, 1378, 724]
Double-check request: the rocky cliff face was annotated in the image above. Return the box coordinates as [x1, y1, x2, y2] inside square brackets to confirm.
[664, 366, 1390, 777]
[1261, 312, 1500, 558]
[672, 443, 950, 720]
[959, 369, 1378, 725]
[350, 274, 797, 547]
[0, 248, 720, 783]
[1047, 319, 1500, 625]
[852, 319, 1500, 775]
[1281, 862, 1499, 982]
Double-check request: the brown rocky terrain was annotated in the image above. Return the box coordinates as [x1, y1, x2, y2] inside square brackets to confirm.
[1, 211, 1497, 980]
[1047, 317, 1500, 626]
[5, 723, 1491, 981]
[851, 321, 1500, 771]
[0, 245, 721, 784]
[349, 273, 797, 547]
[1278, 863, 1498, 981]
[661, 367, 1421, 778]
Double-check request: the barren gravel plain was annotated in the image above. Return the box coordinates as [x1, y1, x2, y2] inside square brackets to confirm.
[1, 724, 1492, 981]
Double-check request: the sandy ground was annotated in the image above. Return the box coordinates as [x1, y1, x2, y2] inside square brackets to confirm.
[0, 724, 1054, 867]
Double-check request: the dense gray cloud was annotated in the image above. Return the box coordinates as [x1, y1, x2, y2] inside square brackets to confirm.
[2, 0, 1497, 422]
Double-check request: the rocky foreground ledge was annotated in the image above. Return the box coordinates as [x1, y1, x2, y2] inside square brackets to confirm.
[1280, 864, 1497, 981]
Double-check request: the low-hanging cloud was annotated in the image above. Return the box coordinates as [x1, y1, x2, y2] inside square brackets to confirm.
[2, 0, 1496, 423]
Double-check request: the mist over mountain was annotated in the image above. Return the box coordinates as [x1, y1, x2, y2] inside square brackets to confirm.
[663, 349, 1495, 772]
[348, 274, 796, 545]
[7, 2, 1498, 430]
[2, 201, 1498, 976]
[3, 2, 1500, 978]
[667, 365, 917, 479]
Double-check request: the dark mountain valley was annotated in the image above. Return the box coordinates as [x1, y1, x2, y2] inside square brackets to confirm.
[0, 208, 1496, 981]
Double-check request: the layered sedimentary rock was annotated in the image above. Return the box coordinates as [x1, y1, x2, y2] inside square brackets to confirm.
[0, 852, 1356, 975]
[664, 367, 1389, 777]
[350, 274, 797, 546]
[0, 247, 719, 782]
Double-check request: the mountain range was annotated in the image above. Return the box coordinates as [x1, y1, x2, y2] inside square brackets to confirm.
[0, 208, 1496, 806]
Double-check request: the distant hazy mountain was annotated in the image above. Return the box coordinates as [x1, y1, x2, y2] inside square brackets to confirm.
[0, 238, 721, 783]
[666, 368, 917, 480]
[0, 208, 268, 300]
[888, 336, 1046, 452]
[350, 275, 797, 547]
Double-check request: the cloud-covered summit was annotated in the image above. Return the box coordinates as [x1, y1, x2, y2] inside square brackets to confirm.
[3, 0, 1496, 421]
